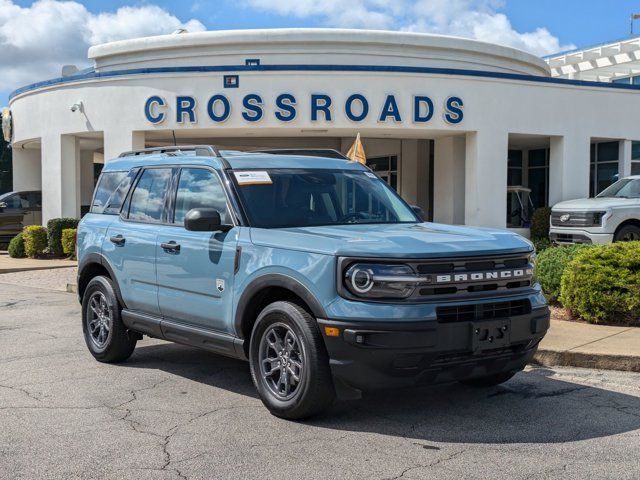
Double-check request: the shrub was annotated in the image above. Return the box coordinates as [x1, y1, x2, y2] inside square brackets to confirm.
[532, 237, 551, 254]
[535, 244, 594, 302]
[61, 228, 77, 257]
[7, 233, 25, 258]
[22, 225, 48, 258]
[560, 242, 640, 325]
[530, 207, 552, 240]
[47, 218, 79, 256]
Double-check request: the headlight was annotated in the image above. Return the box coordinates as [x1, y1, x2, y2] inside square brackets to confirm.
[592, 211, 608, 226]
[344, 263, 417, 299]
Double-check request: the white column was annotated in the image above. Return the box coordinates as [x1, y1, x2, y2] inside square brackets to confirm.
[433, 135, 465, 224]
[103, 130, 145, 162]
[619, 139, 632, 178]
[11, 147, 42, 191]
[41, 134, 80, 223]
[549, 135, 590, 205]
[464, 130, 509, 228]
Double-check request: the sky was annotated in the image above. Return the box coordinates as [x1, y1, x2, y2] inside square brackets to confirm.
[1, 0, 639, 105]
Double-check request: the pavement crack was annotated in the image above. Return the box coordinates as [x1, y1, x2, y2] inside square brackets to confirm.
[0, 382, 42, 402]
[382, 450, 465, 480]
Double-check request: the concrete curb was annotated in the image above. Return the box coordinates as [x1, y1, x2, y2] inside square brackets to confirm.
[534, 349, 640, 373]
[0, 265, 76, 274]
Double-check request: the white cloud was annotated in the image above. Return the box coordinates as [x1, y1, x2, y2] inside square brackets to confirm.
[243, 0, 574, 57]
[0, 0, 205, 94]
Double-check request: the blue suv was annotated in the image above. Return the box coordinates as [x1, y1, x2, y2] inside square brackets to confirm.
[77, 145, 549, 419]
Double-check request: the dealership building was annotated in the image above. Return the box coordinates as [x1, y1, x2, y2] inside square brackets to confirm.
[6, 29, 640, 233]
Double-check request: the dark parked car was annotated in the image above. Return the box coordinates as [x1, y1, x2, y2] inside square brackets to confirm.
[0, 190, 42, 245]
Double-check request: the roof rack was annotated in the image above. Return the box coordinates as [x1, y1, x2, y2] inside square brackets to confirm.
[118, 145, 221, 158]
[250, 148, 348, 160]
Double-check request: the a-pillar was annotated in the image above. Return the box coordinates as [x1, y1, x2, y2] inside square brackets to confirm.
[41, 134, 80, 222]
[549, 135, 590, 206]
[464, 129, 508, 228]
[433, 135, 465, 225]
[104, 130, 145, 162]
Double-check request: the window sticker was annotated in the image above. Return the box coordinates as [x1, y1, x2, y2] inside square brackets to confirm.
[234, 171, 273, 185]
[364, 171, 378, 179]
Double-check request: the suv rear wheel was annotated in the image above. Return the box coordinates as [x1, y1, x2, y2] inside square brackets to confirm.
[82, 276, 137, 363]
[249, 301, 335, 420]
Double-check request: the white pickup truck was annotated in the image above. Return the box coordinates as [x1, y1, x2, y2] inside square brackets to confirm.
[550, 176, 640, 244]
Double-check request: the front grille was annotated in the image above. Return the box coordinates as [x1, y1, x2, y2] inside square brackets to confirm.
[551, 211, 596, 227]
[436, 299, 532, 323]
[409, 253, 534, 300]
[549, 233, 592, 244]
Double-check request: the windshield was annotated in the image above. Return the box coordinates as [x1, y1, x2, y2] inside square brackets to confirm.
[232, 168, 420, 228]
[597, 178, 640, 198]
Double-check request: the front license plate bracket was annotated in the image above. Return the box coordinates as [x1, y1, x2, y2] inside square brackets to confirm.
[471, 319, 511, 353]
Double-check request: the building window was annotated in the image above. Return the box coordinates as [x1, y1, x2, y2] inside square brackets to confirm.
[508, 150, 523, 186]
[527, 148, 549, 209]
[590, 141, 619, 196]
[631, 141, 640, 176]
[367, 155, 398, 190]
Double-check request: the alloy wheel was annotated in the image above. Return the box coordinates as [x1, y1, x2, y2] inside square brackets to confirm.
[87, 291, 112, 349]
[258, 322, 305, 400]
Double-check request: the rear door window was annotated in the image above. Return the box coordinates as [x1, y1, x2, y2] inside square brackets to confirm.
[127, 168, 172, 223]
[173, 168, 230, 225]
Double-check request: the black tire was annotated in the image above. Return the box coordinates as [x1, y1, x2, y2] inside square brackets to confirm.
[82, 275, 137, 363]
[614, 224, 640, 242]
[249, 301, 336, 420]
[460, 371, 518, 387]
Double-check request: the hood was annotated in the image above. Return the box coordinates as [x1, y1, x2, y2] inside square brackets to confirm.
[553, 197, 633, 210]
[249, 222, 533, 258]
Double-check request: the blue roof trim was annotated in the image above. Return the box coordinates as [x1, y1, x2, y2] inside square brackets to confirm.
[10, 63, 640, 100]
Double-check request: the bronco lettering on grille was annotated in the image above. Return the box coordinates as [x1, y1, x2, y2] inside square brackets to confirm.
[435, 268, 533, 284]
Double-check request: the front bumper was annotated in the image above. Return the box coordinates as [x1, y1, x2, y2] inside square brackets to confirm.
[549, 228, 613, 245]
[318, 306, 550, 393]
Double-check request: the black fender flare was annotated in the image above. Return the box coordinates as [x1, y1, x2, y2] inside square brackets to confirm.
[234, 273, 327, 339]
[77, 252, 127, 308]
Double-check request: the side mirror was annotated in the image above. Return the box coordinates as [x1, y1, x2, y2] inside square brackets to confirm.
[0, 201, 6, 210]
[184, 208, 232, 232]
[411, 205, 424, 220]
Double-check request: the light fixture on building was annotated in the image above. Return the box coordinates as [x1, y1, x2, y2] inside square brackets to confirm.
[70, 101, 83, 113]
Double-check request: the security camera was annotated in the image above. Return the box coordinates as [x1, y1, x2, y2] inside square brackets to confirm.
[70, 102, 83, 113]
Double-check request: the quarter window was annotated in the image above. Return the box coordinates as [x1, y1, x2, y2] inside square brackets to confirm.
[127, 168, 172, 223]
[173, 168, 230, 225]
[92, 171, 127, 213]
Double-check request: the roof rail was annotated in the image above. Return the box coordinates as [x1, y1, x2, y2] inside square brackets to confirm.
[118, 145, 221, 158]
[250, 148, 348, 160]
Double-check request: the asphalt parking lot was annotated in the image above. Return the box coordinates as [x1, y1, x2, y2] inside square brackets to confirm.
[1, 282, 640, 480]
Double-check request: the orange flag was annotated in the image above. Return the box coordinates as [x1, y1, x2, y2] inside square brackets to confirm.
[346, 133, 366, 164]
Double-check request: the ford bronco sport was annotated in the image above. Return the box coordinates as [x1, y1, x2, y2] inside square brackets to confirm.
[77, 145, 549, 419]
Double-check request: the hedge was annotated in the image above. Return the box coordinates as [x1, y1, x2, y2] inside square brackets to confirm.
[532, 237, 551, 254]
[535, 244, 593, 302]
[8, 233, 25, 258]
[530, 207, 552, 240]
[61, 228, 77, 257]
[560, 242, 640, 325]
[47, 218, 79, 256]
[23, 225, 48, 258]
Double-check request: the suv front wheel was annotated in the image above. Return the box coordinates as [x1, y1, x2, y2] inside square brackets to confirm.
[249, 301, 335, 420]
[82, 276, 137, 363]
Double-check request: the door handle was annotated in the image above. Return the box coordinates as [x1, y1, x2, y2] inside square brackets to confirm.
[161, 241, 181, 252]
[110, 235, 125, 246]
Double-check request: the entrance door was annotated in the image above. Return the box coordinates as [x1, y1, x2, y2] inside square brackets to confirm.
[156, 167, 238, 334]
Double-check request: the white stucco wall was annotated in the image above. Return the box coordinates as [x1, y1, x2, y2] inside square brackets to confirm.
[7, 29, 640, 226]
